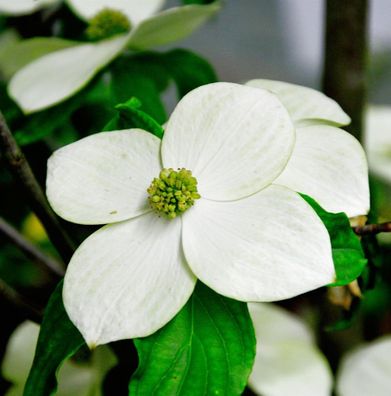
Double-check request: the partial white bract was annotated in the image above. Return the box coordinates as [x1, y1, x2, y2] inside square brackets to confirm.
[0, 0, 59, 16]
[46, 82, 370, 346]
[365, 106, 391, 183]
[246, 79, 370, 217]
[1, 321, 116, 396]
[336, 336, 391, 396]
[248, 303, 333, 396]
[8, 0, 221, 113]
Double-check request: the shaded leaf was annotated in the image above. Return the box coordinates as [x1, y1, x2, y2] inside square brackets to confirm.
[24, 282, 85, 396]
[161, 49, 218, 98]
[302, 194, 367, 286]
[129, 282, 256, 396]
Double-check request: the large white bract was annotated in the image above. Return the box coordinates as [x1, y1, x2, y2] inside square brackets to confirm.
[336, 336, 391, 396]
[46, 81, 369, 346]
[248, 303, 333, 396]
[6, 0, 220, 113]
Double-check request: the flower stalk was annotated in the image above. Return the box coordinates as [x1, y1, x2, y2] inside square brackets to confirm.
[322, 0, 368, 142]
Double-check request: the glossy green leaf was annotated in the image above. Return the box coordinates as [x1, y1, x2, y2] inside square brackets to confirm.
[302, 194, 367, 286]
[23, 282, 86, 396]
[103, 97, 164, 138]
[110, 54, 170, 124]
[129, 282, 256, 396]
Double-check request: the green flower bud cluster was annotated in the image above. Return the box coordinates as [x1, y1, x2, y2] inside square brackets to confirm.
[86, 8, 131, 41]
[147, 168, 201, 219]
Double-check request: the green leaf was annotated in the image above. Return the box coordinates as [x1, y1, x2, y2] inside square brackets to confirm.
[161, 49, 218, 98]
[129, 282, 256, 396]
[110, 54, 170, 124]
[24, 282, 86, 396]
[302, 194, 367, 286]
[103, 97, 164, 139]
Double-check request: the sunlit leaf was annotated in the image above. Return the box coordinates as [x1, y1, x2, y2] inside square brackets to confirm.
[129, 282, 256, 395]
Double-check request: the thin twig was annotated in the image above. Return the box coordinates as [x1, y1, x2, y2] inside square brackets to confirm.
[322, 0, 368, 142]
[0, 216, 65, 277]
[353, 222, 391, 236]
[0, 110, 75, 263]
[0, 278, 43, 323]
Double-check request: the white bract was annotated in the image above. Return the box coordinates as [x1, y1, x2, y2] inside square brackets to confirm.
[246, 79, 370, 217]
[1, 321, 116, 396]
[248, 303, 333, 396]
[46, 82, 369, 347]
[336, 335, 391, 396]
[0, 0, 59, 15]
[365, 106, 391, 183]
[7, 0, 220, 113]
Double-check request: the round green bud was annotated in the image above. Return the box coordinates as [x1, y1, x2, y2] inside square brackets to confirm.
[147, 168, 201, 219]
[86, 8, 131, 41]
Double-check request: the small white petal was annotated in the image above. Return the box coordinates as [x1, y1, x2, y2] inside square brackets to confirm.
[248, 303, 333, 396]
[63, 213, 196, 346]
[246, 79, 351, 127]
[9, 34, 129, 113]
[66, 0, 165, 24]
[365, 106, 391, 183]
[274, 125, 370, 217]
[336, 336, 391, 396]
[162, 82, 294, 201]
[47, 130, 161, 225]
[183, 185, 335, 302]
[0, 0, 58, 15]
[128, 3, 221, 50]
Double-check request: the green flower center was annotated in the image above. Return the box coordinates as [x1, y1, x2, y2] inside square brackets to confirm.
[86, 8, 131, 41]
[147, 168, 201, 219]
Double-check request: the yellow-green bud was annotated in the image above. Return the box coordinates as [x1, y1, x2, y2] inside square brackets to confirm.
[86, 8, 131, 41]
[147, 168, 201, 219]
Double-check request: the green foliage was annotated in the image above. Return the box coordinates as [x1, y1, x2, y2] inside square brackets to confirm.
[23, 282, 85, 396]
[129, 282, 256, 396]
[160, 49, 218, 98]
[103, 97, 164, 138]
[302, 194, 367, 286]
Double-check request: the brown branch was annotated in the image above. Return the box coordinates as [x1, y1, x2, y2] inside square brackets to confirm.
[322, 0, 368, 142]
[0, 216, 65, 277]
[0, 110, 75, 263]
[354, 222, 391, 236]
[0, 278, 43, 323]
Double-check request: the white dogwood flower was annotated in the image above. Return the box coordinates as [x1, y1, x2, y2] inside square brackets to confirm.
[248, 303, 333, 396]
[46, 82, 369, 347]
[7, 0, 220, 113]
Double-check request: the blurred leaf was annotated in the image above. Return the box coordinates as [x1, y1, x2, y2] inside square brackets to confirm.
[160, 48, 218, 98]
[110, 54, 169, 124]
[181, 0, 216, 4]
[302, 195, 367, 286]
[24, 282, 85, 396]
[129, 282, 255, 396]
